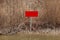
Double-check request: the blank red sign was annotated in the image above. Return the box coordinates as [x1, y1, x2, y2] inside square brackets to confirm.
[25, 11, 38, 17]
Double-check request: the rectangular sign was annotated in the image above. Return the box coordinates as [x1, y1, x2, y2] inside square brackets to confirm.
[25, 11, 38, 17]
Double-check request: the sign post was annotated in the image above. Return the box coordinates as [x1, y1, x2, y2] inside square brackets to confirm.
[25, 11, 38, 31]
[30, 17, 32, 31]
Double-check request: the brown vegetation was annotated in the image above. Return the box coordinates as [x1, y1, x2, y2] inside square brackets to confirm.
[0, 0, 60, 34]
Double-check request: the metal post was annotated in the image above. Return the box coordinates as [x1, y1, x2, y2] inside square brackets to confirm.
[30, 17, 32, 31]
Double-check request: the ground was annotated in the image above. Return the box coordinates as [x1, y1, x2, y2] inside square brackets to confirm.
[0, 32, 60, 40]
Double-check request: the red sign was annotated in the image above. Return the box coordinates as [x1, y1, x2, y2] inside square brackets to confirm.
[25, 11, 38, 17]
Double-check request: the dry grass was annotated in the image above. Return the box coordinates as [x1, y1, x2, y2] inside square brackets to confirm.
[0, 0, 60, 28]
[0, 0, 60, 35]
[44, 0, 60, 25]
[0, 0, 59, 40]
